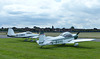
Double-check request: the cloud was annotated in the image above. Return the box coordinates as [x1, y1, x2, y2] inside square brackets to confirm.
[0, 0, 100, 28]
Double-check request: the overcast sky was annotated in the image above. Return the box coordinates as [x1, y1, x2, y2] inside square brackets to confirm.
[0, 0, 100, 28]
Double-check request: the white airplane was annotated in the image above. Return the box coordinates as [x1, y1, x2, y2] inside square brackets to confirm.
[36, 32, 95, 48]
[7, 28, 39, 42]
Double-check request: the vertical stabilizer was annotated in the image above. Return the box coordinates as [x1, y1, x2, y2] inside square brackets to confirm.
[39, 32, 45, 44]
[7, 28, 15, 36]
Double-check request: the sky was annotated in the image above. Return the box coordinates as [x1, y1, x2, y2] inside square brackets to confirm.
[0, 0, 100, 29]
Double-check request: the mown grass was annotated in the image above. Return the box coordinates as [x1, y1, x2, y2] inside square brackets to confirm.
[45, 32, 100, 39]
[0, 32, 100, 38]
[78, 32, 100, 39]
[0, 32, 7, 35]
[0, 38, 100, 59]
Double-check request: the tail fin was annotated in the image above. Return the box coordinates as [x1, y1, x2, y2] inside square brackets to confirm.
[38, 31, 45, 44]
[7, 28, 15, 36]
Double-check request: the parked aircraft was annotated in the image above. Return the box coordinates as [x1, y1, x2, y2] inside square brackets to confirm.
[36, 32, 95, 48]
[7, 28, 39, 42]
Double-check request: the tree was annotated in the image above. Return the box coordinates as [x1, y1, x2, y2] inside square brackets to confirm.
[52, 26, 54, 29]
[1, 27, 4, 29]
[70, 26, 75, 29]
[52, 26, 54, 32]
[94, 28, 97, 30]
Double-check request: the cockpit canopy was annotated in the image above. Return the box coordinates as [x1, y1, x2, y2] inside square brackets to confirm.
[60, 32, 72, 38]
[26, 31, 32, 34]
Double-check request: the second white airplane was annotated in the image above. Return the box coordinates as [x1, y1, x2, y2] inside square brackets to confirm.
[7, 28, 39, 42]
[37, 32, 95, 48]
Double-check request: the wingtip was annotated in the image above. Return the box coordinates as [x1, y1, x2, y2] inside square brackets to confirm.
[92, 39, 96, 41]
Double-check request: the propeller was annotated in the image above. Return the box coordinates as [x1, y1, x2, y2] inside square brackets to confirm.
[74, 32, 80, 39]
[76, 32, 80, 35]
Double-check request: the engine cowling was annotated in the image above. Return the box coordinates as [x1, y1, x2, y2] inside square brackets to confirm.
[74, 35, 78, 39]
[74, 32, 80, 39]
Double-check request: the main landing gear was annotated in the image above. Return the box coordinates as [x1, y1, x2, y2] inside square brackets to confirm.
[24, 39, 28, 42]
[40, 46, 43, 48]
[74, 43, 79, 46]
[24, 38, 37, 42]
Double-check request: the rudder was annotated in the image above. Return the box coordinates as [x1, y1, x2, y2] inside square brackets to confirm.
[39, 32, 45, 44]
[7, 28, 15, 36]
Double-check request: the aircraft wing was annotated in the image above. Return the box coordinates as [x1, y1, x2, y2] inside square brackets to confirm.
[71, 39, 95, 43]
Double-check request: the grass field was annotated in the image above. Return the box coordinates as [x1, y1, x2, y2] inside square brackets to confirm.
[0, 32, 7, 35]
[0, 38, 100, 59]
[45, 32, 100, 39]
[0, 32, 100, 38]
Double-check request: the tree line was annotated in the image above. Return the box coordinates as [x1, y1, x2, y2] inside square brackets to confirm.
[0, 26, 100, 33]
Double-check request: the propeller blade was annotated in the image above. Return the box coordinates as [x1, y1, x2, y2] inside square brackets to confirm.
[76, 32, 80, 35]
[74, 32, 80, 39]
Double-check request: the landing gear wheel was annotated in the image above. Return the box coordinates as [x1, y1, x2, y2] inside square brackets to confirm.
[62, 44, 66, 45]
[74, 43, 79, 46]
[40, 46, 43, 48]
[35, 39, 37, 42]
[24, 39, 28, 42]
[30, 40, 34, 42]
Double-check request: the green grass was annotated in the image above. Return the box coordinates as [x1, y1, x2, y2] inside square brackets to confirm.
[0, 32, 100, 38]
[0, 38, 100, 59]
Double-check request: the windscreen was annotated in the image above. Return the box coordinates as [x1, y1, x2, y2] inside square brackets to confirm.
[60, 32, 72, 38]
[26, 31, 32, 34]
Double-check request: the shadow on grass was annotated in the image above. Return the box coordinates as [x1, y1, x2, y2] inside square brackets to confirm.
[16, 40, 37, 43]
[40, 44, 94, 49]
[6, 40, 36, 43]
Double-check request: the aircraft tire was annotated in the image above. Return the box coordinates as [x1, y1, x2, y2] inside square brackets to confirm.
[74, 43, 79, 46]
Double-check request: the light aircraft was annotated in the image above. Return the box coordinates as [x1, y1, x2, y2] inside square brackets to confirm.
[7, 28, 39, 42]
[36, 32, 95, 48]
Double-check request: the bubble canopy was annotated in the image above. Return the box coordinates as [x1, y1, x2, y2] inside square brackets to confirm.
[60, 32, 72, 38]
[26, 31, 32, 34]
